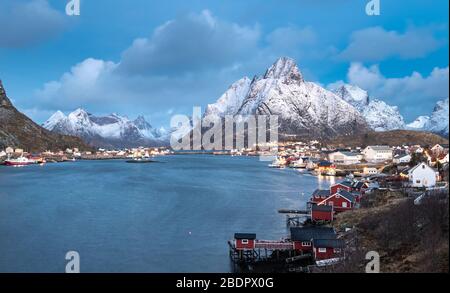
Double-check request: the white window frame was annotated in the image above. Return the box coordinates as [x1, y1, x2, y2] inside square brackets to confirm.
[301, 242, 311, 247]
[241, 239, 249, 245]
[318, 248, 327, 253]
[342, 202, 348, 208]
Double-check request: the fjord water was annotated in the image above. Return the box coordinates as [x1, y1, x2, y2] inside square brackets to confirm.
[0, 155, 334, 273]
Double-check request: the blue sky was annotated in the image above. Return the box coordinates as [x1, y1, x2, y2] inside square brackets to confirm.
[0, 0, 448, 127]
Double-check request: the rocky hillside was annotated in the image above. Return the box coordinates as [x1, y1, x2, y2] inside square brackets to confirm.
[205, 57, 369, 139]
[325, 130, 448, 148]
[0, 80, 90, 152]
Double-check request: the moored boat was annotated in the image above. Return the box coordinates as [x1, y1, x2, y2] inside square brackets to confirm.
[4, 156, 37, 166]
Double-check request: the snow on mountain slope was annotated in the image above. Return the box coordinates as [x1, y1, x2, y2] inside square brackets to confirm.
[333, 84, 369, 112]
[407, 98, 449, 136]
[205, 77, 251, 117]
[204, 57, 368, 138]
[334, 84, 405, 131]
[407, 116, 430, 130]
[427, 98, 449, 136]
[43, 109, 169, 147]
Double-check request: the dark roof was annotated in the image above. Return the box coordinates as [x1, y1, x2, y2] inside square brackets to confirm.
[318, 161, 333, 167]
[312, 189, 331, 198]
[312, 205, 333, 212]
[339, 181, 353, 188]
[335, 190, 357, 203]
[313, 239, 345, 248]
[290, 227, 336, 242]
[234, 233, 256, 240]
[353, 181, 368, 189]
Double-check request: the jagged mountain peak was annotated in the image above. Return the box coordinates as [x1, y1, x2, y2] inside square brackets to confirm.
[264, 57, 304, 84]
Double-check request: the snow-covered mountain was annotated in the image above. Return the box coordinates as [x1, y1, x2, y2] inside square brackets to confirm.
[43, 109, 170, 148]
[205, 57, 369, 138]
[407, 98, 449, 137]
[333, 84, 405, 132]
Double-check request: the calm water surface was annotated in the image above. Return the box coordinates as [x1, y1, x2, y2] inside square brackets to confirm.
[0, 155, 335, 272]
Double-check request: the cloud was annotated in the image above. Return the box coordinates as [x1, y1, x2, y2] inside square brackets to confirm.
[335, 62, 449, 120]
[118, 10, 260, 76]
[0, 0, 67, 48]
[339, 26, 444, 62]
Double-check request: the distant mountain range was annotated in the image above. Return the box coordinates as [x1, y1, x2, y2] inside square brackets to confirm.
[205, 57, 369, 139]
[0, 81, 89, 152]
[34, 57, 450, 148]
[42, 109, 170, 148]
[205, 57, 449, 138]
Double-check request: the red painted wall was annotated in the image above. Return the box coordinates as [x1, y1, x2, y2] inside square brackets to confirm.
[235, 239, 255, 250]
[293, 241, 313, 252]
[312, 210, 333, 222]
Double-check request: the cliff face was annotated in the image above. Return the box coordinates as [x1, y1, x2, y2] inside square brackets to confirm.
[0, 80, 90, 152]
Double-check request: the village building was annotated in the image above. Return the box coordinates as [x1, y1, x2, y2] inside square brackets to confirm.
[290, 227, 336, 253]
[393, 154, 411, 164]
[5, 147, 14, 154]
[14, 148, 23, 154]
[362, 145, 393, 162]
[330, 182, 352, 194]
[310, 189, 331, 204]
[431, 144, 449, 156]
[317, 190, 357, 212]
[311, 204, 333, 223]
[363, 167, 379, 175]
[328, 151, 361, 165]
[312, 239, 345, 260]
[439, 153, 449, 164]
[234, 233, 256, 250]
[0, 150, 6, 157]
[408, 162, 438, 188]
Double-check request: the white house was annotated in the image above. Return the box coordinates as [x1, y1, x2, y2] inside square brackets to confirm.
[408, 162, 438, 188]
[439, 153, 449, 164]
[328, 151, 361, 165]
[0, 150, 6, 158]
[393, 154, 411, 164]
[363, 167, 378, 175]
[362, 146, 393, 162]
[5, 147, 14, 154]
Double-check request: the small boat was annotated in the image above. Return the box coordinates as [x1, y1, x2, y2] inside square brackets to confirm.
[268, 157, 287, 168]
[4, 156, 36, 166]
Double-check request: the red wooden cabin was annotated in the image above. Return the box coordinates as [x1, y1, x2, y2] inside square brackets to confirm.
[290, 227, 336, 253]
[310, 189, 331, 204]
[312, 239, 345, 260]
[234, 233, 256, 250]
[317, 190, 356, 213]
[330, 182, 352, 194]
[311, 204, 333, 222]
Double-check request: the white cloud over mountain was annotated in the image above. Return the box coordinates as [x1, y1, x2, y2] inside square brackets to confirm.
[0, 0, 67, 48]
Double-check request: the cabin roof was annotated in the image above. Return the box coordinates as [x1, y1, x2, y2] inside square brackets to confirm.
[313, 239, 345, 248]
[313, 189, 331, 197]
[312, 205, 333, 212]
[290, 227, 336, 242]
[335, 190, 357, 203]
[234, 233, 256, 240]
